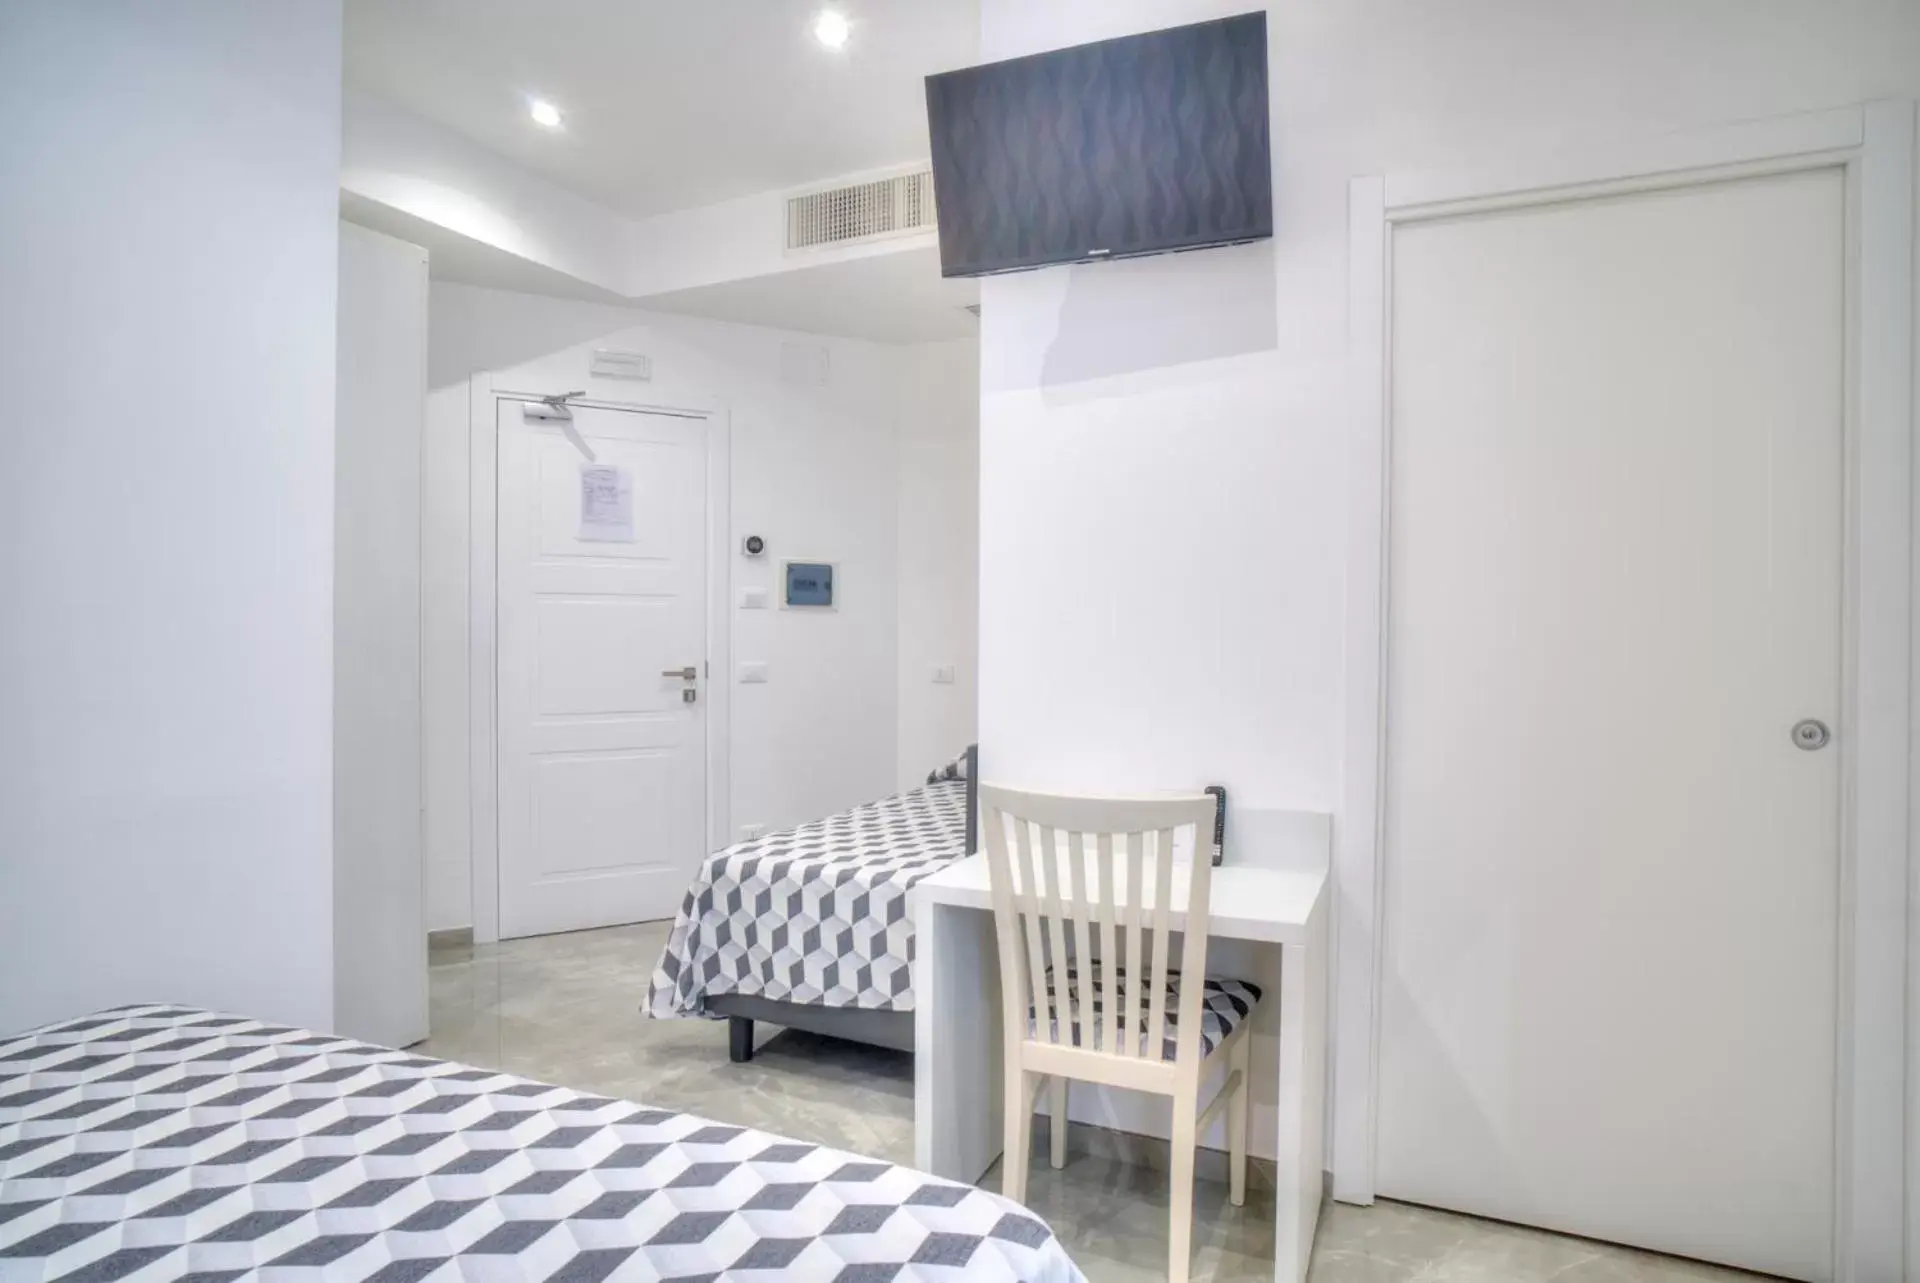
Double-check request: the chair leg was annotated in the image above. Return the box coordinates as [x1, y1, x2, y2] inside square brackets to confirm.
[1003, 1066, 1033, 1204]
[1228, 1035, 1250, 1207]
[1049, 1076, 1068, 1169]
[1168, 1097, 1198, 1283]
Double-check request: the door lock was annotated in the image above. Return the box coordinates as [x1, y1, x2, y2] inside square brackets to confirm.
[683, 688, 698, 704]
[1791, 719, 1831, 751]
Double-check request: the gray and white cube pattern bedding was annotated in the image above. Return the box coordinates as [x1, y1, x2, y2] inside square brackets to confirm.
[0, 1005, 1084, 1283]
[647, 782, 969, 1019]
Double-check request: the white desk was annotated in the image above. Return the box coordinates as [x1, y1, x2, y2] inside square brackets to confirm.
[911, 822, 1330, 1283]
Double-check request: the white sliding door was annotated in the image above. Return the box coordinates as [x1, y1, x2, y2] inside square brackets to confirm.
[1377, 169, 1844, 1279]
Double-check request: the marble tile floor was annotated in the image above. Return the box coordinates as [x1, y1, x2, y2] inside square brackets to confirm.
[419, 922, 1773, 1283]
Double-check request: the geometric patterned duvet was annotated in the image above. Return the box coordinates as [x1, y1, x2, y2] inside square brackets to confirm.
[0, 1005, 1085, 1282]
[647, 782, 969, 1019]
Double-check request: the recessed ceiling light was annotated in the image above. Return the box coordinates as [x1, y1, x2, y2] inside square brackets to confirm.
[813, 9, 850, 49]
[528, 98, 563, 129]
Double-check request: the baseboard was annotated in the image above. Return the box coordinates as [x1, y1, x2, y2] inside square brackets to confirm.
[427, 927, 473, 951]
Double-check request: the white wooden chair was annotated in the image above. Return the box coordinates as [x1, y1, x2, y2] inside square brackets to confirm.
[979, 783, 1263, 1283]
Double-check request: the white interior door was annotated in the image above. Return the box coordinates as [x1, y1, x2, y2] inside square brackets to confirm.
[1376, 169, 1843, 1280]
[496, 401, 709, 939]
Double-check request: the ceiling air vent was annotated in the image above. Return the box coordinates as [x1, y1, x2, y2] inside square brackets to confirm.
[787, 169, 937, 251]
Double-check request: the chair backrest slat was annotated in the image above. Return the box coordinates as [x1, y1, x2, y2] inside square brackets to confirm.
[1094, 831, 1118, 1055]
[1042, 824, 1073, 1036]
[981, 795, 1031, 1056]
[1064, 829, 1094, 1046]
[1013, 816, 1054, 1041]
[1121, 829, 1146, 1058]
[1174, 827, 1217, 1065]
[1143, 827, 1176, 1060]
[980, 785, 1218, 1069]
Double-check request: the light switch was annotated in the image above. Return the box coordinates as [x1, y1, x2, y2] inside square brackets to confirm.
[932, 665, 956, 685]
[741, 823, 766, 840]
[738, 661, 769, 684]
[740, 587, 769, 610]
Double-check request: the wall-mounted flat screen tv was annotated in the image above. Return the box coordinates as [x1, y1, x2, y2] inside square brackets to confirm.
[924, 12, 1271, 279]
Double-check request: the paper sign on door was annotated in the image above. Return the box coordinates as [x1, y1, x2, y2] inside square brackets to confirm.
[579, 464, 634, 542]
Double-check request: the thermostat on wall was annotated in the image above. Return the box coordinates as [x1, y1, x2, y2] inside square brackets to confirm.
[783, 561, 835, 609]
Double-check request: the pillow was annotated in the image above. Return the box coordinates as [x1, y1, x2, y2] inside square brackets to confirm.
[926, 747, 971, 785]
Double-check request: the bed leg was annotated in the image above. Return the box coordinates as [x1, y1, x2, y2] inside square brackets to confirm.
[728, 1016, 754, 1064]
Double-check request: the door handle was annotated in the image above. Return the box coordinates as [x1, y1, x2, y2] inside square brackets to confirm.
[662, 666, 698, 681]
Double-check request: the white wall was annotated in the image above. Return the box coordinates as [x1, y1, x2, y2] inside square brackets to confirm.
[896, 340, 981, 790]
[420, 282, 978, 931]
[979, 0, 1919, 800]
[976, 0, 1920, 1234]
[0, 2, 343, 1033]
[334, 222, 428, 1046]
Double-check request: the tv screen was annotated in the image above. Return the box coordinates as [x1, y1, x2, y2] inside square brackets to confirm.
[924, 12, 1271, 279]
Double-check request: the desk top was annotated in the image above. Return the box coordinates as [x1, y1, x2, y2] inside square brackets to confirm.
[911, 852, 1328, 945]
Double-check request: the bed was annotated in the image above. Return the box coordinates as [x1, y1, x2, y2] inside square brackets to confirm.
[647, 749, 977, 1062]
[0, 1003, 1085, 1283]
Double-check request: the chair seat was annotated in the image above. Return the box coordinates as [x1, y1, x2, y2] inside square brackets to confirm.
[1028, 965, 1261, 1061]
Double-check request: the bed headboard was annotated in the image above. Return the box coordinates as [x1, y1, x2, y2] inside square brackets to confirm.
[957, 749, 1220, 862]
[965, 743, 979, 854]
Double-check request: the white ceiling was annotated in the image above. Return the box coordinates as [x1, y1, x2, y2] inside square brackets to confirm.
[343, 0, 980, 220]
